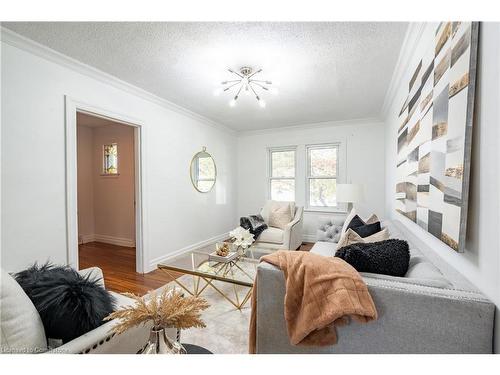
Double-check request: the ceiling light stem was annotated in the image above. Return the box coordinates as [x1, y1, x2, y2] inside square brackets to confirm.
[247, 68, 262, 79]
[250, 79, 272, 84]
[234, 84, 244, 100]
[224, 81, 242, 91]
[222, 80, 241, 85]
[252, 82, 269, 90]
[249, 84, 261, 101]
[228, 68, 243, 78]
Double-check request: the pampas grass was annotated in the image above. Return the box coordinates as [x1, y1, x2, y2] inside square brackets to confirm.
[104, 287, 209, 335]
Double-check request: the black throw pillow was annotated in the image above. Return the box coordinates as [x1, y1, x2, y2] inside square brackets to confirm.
[240, 214, 268, 239]
[335, 239, 410, 277]
[351, 221, 382, 238]
[15, 263, 116, 343]
[345, 215, 365, 231]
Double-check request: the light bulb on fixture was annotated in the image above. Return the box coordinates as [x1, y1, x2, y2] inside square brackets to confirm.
[229, 98, 237, 107]
[270, 87, 279, 95]
[259, 99, 266, 108]
[213, 88, 223, 96]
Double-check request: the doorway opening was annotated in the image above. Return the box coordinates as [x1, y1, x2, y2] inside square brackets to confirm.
[76, 112, 139, 282]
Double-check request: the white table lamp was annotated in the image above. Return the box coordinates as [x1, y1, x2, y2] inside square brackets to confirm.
[337, 184, 361, 212]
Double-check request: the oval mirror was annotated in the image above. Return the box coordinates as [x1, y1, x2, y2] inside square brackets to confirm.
[190, 147, 217, 193]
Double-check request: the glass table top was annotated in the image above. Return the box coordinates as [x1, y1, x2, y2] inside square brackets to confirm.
[157, 244, 274, 287]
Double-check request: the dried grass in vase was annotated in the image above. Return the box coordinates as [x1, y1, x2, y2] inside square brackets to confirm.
[104, 287, 209, 335]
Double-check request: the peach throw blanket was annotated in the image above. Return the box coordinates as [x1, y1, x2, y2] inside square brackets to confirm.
[249, 251, 377, 353]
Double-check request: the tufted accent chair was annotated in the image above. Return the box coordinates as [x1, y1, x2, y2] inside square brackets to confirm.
[316, 217, 344, 243]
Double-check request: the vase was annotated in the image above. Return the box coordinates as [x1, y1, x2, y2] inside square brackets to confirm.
[139, 327, 186, 354]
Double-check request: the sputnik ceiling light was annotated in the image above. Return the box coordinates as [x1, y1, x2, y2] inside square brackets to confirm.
[214, 67, 277, 108]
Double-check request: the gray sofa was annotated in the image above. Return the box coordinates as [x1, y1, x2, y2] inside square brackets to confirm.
[254, 220, 495, 353]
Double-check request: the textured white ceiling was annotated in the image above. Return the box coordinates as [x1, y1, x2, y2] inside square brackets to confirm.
[4, 22, 408, 131]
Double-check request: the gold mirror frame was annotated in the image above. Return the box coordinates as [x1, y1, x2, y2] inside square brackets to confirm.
[190, 146, 217, 193]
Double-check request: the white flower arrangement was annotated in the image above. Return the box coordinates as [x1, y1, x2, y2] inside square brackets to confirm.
[229, 226, 255, 249]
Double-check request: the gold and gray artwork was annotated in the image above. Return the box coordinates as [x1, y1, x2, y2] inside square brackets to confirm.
[395, 22, 478, 252]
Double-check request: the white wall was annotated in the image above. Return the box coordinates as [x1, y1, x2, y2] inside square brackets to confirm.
[1, 38, 237, 273]
[237, 119, 386, 241]
[384, 22, 500, 352]
[77, 122, 137, 246]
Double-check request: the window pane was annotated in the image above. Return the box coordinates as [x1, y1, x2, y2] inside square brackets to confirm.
[310, 147, 337, 177]
[271, 151, 295, 178]
[309, 178, 337, 207]
[271, 179, 295, 201]
[198, 156, 215, 179]
[103, 144, 118, 174]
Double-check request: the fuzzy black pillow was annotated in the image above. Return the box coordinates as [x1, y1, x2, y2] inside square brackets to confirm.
[15, 263, 116, 343]
[335, 239, 410, 277]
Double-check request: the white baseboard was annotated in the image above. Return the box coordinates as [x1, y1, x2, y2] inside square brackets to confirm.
[80, 234, 95, 244]
[303, 234, 317, 243]
[148, 232, 229, 272]
[80, 233, 135, 247]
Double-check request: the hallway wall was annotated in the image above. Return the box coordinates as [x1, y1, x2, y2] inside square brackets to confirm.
[77, 120, 136, 247]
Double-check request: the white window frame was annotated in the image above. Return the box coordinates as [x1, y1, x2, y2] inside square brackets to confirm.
[267, 146, 297, 201]
[305, 143, 344, 212]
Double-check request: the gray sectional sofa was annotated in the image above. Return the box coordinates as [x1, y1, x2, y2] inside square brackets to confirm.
[253, 220, 495, 353]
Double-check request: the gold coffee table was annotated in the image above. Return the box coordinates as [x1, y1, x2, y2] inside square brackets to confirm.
[158, 245, 273, 309]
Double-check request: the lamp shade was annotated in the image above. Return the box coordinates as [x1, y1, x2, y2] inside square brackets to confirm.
[336, 184, 361, 203]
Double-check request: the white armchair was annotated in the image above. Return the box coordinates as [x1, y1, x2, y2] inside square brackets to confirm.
[254, 202, 304, 251]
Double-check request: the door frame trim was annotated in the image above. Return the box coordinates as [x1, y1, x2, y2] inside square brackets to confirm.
[65, 96, 147, 273]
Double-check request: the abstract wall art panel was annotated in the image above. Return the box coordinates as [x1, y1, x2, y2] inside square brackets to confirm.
[395, 22, 479, 252]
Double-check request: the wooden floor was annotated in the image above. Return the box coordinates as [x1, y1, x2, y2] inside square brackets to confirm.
[299, 242, 314, 252]
[79, 242, 181, 296]
[79, 241, 314, 296]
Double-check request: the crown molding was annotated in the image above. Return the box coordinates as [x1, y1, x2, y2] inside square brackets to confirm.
[0, 27, 236, 136]
[380, 22, 426, 121]
[237, 116, 383, 137]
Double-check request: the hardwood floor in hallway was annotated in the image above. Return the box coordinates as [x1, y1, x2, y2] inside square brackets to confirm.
[79, 241, 314, 296]
[78, 242, 181, 296]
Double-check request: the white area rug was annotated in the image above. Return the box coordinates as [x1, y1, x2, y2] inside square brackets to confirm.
[165, 274, 252, 354]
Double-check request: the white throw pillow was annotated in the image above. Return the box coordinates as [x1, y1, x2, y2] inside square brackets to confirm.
[340, 208, 357, 234]
[0, 269, 47, 353]
[336, 227, 390, 250]
[365, 214, 380, 225]
[268, 203, 294, 229]
[261, 200, 295, 225]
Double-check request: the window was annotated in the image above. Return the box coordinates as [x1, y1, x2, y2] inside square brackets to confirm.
[269, 148, 295, 201]
[194, 153, 216, 192]
[103, 143, 118, 175]
[306, 144, 338, 209]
